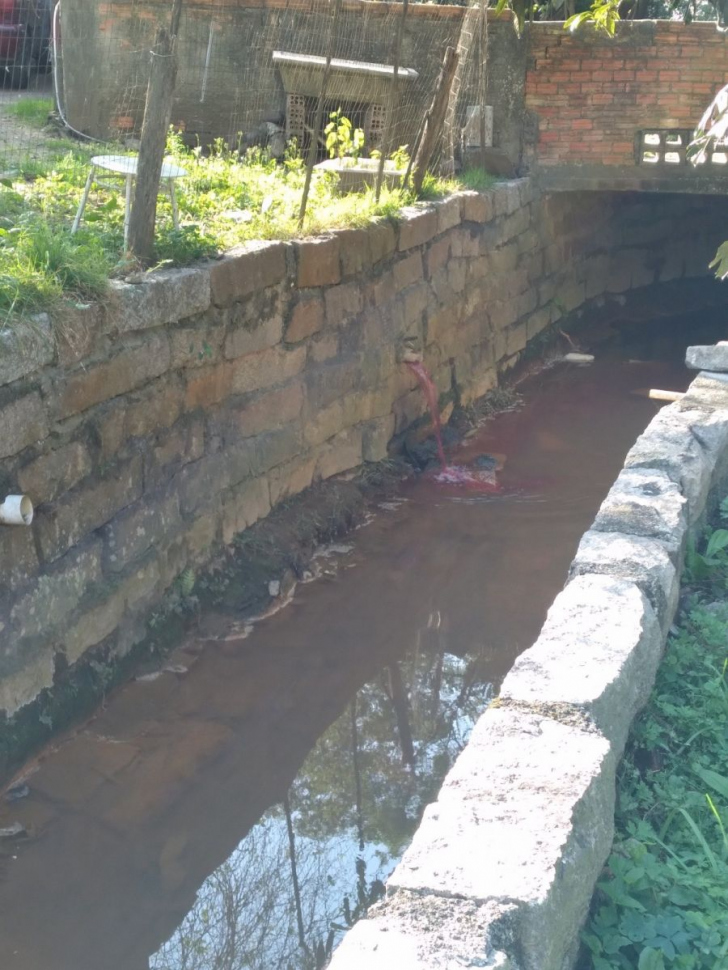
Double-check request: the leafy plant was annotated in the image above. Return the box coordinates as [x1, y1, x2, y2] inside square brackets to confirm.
[564, 0, 621, 34]
[583, 541, 728, 970]
[324, 110, 366, 163]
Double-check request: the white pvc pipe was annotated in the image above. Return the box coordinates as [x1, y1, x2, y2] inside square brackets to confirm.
[0, 495, 34, 526]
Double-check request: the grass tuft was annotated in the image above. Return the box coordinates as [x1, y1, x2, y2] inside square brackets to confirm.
[6, 97, 54, 128]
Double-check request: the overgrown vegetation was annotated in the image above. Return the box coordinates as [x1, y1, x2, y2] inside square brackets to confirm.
[0, 126, 491, 321]
[6, 97, 54, 128]
[583, 500, 728, 970]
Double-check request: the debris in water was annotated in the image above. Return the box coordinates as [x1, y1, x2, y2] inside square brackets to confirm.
[631, 388, 684, 403]
[136, 671, 162, 683]
[268, 579, 281, 597]
[163, 664, 189, 676]
[563, 353, 595, 364]
[0, 823, 26, 840]
[4, 784, 29, 803]
[313, 543, 354, 559]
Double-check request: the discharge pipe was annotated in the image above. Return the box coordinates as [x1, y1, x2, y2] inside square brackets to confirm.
[0, 495, 34, 526]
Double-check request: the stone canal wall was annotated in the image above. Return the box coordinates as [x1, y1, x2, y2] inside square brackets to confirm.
[1, 182, 726, 728]
[328, 356, 728, 970]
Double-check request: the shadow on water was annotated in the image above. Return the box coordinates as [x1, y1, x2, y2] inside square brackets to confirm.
[0, 306, 725, 970]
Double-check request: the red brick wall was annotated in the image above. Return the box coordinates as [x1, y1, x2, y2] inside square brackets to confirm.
[526, 22, 728, 169]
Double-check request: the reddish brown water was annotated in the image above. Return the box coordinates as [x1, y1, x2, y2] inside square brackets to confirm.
[0, 340, 702, 970]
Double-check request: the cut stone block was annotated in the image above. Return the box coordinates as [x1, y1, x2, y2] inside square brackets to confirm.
[569, 530, 678, 630]
[389, 708, 615, 970]
[329, 892, 519, 970]
[592, 467, 688, 562]
[623, 405, 722, 526]
[686, 342, 728, 372]
[501, 574, 663, 754]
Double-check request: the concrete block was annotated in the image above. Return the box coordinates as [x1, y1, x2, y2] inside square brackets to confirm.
[18, 441, 92, 505]
[285, 294, 324, 343]
[389, 708, 615, 970]
[501, 574, 663, 754]
[223, 314, 283, 359]
[221, 476, 271, 544]
[315, 426, 362, 479]
[229, 345, 307, 395]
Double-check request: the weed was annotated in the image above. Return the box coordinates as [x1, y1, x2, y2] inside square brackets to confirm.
[457, 167, 498, 192]
[6, 98, 54, 128]
[582, 504, 728, 969]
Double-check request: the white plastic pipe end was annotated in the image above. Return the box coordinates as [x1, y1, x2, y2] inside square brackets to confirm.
[0, 495, 34, 526]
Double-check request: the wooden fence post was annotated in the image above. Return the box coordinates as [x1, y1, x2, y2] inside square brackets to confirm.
[128, 0, 183, 262]
[411, 46, 459, 196]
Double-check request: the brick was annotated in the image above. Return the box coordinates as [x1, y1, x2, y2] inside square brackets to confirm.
[36, 457, 143, 563]
[209, 241, 287, 307]
[18, 441, 92, 505]
[286, 294, 324, 343]
[56, 333, 171, 418]
[398, 206, 439, 251]
[295, 236, 341, 287]
[230, 345, 306, 395]
[106, 267, 211, 332]
[0, 391, 49, 459]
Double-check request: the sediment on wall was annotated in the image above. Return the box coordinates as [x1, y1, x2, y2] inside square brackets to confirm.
[328, 354, 728, 970]
[1, 178, 726, 750]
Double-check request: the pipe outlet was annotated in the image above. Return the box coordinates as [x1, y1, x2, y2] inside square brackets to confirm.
[0, 495, 34, 526]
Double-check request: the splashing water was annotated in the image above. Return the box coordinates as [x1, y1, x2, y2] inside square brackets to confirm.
[405, 360, 501, 492]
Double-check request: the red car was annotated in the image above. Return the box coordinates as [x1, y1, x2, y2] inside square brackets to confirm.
[0, 0, 52, 88]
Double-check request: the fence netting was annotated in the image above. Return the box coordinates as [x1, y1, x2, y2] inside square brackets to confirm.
[0, 0, 492, 188]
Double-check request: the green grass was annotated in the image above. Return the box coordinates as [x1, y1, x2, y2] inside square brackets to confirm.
[582, 506, 728, 970]
[0, 129, 499, 321]
[6, 97, 54, 128]
[457, 167, 498, 192]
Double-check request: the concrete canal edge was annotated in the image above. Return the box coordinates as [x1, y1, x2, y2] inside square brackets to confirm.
[328, 355, 728, 969]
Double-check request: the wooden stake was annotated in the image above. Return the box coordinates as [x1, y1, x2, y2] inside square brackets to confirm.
[128, 0, 184, 262]
[298, 0, 343, 229]
[411, 46, 459, 195]
[374, 0, 408, 202]
[631, 388, 685, 403]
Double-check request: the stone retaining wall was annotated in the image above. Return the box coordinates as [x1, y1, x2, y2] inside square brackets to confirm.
[328, 354, 728, 970]
[1, 182, 726, 733]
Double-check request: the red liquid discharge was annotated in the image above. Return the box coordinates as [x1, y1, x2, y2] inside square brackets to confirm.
[406, 361, 448, 469]
[405, 360, 501, 493]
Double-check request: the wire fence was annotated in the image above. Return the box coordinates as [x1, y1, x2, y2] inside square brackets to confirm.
[0, 0, 492, 183]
